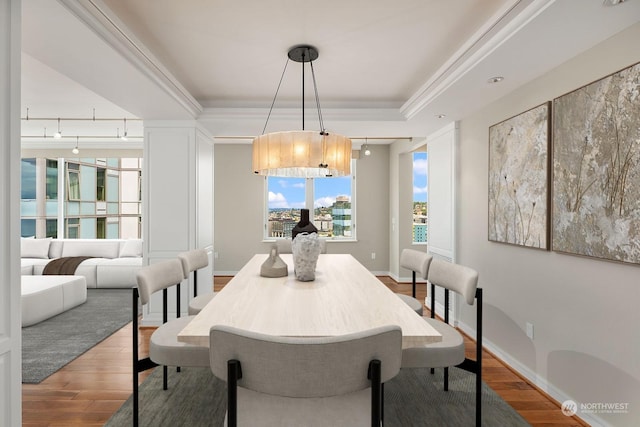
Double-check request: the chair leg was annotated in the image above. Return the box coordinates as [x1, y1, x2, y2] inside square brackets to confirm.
[411, 271, 416, 298]
[368, 360, 382, 427]
[132, 289, 139, 427]
[444, 367, 449, 391]
[228, 360, 242, 427]
[163, 365, 168, 390]
[381, 383, 385, 425]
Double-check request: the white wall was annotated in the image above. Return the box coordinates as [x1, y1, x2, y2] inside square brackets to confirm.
[213, 143, 391, 273]
[457, 23, 640, 427]
[0, 0, 22, 425]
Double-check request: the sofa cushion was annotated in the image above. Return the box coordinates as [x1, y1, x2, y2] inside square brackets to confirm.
[119, 239, 143, 258]
[61, 240, 120, 259]
[96, 258, 143, 288]
[21, 238, 52, 259]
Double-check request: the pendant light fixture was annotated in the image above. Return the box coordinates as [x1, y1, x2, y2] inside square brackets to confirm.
[363, 137, 371, 157]
[54, 118, 62, 139]
[252, 45, 351, 178]
[72, 136, 79, 155]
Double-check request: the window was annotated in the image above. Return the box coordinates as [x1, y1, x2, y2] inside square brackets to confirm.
[96, 217, 106, 239]
[20, 157, 143, 239]
[412, 151, 428, 244]
[67, 163, 80, 201]
[21, 219, 36, 238]
[96, 167, 106, 201]
[265, 161, 356, 240]
[46, 159, 58, 200]
[46, 219, 57, 238]
[66, 218, 79, 238]
[21, 159, 37, 200]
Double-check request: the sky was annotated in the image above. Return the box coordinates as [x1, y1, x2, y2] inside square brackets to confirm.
[413, 152, 428, 203]
[267, 151, 428, 210]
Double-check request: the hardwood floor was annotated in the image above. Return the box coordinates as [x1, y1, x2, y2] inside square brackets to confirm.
[22, 276, 588, 426]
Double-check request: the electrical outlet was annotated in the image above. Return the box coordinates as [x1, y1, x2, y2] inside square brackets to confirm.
[371, 252, 376, 260]
[526, 322, 534, 340]
[214, 252, 219, 259]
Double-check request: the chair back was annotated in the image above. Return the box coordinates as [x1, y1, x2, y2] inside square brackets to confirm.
[177, 248, 209, 279]
[427, 259, 478, 305]
[136, 259, 184, 305]
[210, 325, 402, 398]
[400, 249, 432, 279]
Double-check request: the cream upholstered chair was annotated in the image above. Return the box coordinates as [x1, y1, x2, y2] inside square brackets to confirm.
[397, 249, 433, 316]
[210, 324, 403, 427]
[132, 259, 209, 427]
[402, 259, 482, 426]
[177, 248, 212, 315]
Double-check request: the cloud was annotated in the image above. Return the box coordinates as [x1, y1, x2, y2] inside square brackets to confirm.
[413, 185, 428, 194]
[268, 192, 289, 208]
[413, 158, 428, 175]
[314, 196, 336, 208]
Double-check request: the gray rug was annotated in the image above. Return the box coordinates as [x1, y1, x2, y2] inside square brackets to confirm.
[22, 288, 133, 383]
[106, 366, 530, 426]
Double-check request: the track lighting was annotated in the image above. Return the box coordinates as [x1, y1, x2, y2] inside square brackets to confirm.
[54, 118, 62, 139]
[121, 118, 128, 141]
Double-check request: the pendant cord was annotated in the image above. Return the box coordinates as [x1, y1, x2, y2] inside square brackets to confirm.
[302, 50, 305, 130]
[309, 58, 325, 134]
[261, 57, 290, 135]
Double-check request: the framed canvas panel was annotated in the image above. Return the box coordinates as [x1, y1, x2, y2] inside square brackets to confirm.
[488, 102, 550, 249]
[552, 61, 640, 265]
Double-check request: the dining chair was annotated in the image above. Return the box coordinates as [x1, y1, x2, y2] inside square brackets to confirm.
[397, 248, 433, 315]
[177, 248, 212, 315]
[401, 259, 482, 426]
[209, 324, 403, 427]
[132, 258, 210, 427]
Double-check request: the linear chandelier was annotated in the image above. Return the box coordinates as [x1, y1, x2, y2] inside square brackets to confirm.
[252, 45, 351, 178]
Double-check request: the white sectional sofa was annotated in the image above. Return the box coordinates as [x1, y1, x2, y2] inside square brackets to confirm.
[21, 238, 143, 288]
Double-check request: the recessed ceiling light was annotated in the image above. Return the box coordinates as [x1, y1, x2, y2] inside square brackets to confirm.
[487, 76, 504, 84]
[436, 114, 446, 119]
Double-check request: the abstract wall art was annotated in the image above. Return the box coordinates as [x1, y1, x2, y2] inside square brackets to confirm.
[552, 62, 640, 264]
[489, 102, 550, 249]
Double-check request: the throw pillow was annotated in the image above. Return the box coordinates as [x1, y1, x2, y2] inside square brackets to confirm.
[21, 238, 52, 259]
[119, 239, 143, 258]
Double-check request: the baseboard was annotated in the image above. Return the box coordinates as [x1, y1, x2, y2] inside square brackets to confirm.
[456, 320, 602, 427]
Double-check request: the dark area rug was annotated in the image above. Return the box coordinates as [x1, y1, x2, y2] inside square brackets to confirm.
[22, 288, 133, 383]
[106, 366, 530, 426]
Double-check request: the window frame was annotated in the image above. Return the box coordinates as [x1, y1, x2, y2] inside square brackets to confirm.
[263, 160, 357, 242]
[67, 163, 81, 201]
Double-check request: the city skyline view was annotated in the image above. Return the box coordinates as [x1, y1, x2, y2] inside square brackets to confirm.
[268, 176, 352, 210]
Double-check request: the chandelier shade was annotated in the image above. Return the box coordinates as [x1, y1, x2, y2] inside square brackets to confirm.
[252, 130, 351, 177]
[252, 44, 352, 178]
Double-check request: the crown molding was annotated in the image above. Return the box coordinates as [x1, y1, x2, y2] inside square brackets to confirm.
[401, 0, 556, 120]
[58, 0, 203, 118]
[198, 107, 405, 122]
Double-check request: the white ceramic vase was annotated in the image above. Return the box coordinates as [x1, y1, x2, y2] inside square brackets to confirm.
[291, 232, 322, 281]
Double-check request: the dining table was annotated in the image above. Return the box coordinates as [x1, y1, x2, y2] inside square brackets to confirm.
[178, 253, 441, 348]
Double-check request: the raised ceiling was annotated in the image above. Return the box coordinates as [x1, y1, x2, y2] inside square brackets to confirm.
[20, 0, 640, 145]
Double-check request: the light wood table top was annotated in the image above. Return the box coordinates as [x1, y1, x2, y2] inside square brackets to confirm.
[178, 253, 441, 348]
